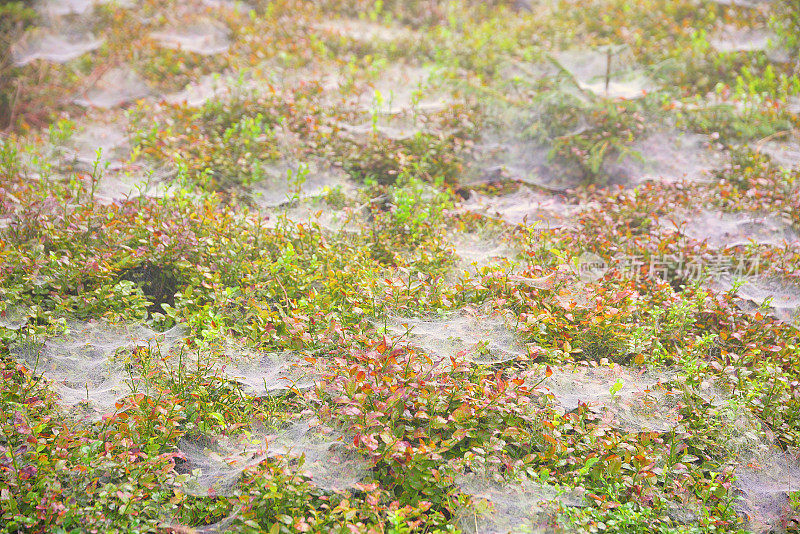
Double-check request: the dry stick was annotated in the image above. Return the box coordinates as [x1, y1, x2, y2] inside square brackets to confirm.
[273, 272, 290, 305]
[543, 52, 598, 103]
[5, 78, 21, 131]
[72, 62, 116, 104]
[753, 129, 797, 153]
[353, 194, 387, 212]
[0, 21, 33, 127]
[0, 40, 14, 131]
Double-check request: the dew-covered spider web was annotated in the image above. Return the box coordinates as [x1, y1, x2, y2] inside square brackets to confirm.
[177, 418, 369, 496]
[703, 400, 800, 533]
[163, 73, 236, 107]
[263, 201, 365, 234]
[603, 131, 726, 185]
[34, 0, 131, 17]
[150, 19, 231, 56]
[12, 27, 103, 67]
[312, 18, 416, 44]
[216, 345, 319, 397]
[266, 418, 369, 492]
[384, 308, 526, 364]
[449, 230, 515, 272]
[466, 131, 584, 192]
[550, 48, 657, 100]
[455, 471, 584, 534]
[757, 138, 800, 170]
[710, 26, 788, 62]
[0, 305, 30, 331]
[349, 63, 452, 119]
[176, 433, 268, 497]
[707, 274, 800, 326]
[64, 120, 131, 172]
[462, 188, 581, 229]
[9, 321, 186, 419]
[73, 66, 152, 109]
[662, 209, 800, 249]
[528, 364, 681, 433]
[248, 160, 354, 209]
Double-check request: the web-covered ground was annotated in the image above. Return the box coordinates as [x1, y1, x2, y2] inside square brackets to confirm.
[1, 0, 799, 532]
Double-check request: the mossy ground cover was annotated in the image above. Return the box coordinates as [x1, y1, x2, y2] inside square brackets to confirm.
[1, 0, 800, 532]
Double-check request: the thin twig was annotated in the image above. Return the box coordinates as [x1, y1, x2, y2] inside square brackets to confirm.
[543, 52, 597, 103]
[5, 78, 21, 132]
[354, 194, 387, 212]
[753, 129, 797, 153]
